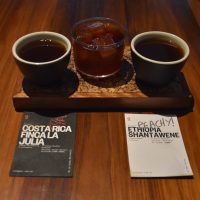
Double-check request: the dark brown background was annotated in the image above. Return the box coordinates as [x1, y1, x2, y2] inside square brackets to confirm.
[1, 0, 200, 199]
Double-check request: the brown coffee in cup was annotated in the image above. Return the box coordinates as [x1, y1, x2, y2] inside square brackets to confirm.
[12, 31, 71, 86]
[18, 39, 66, 63]
[131, 31, 190, 86]
[135, 38, 184, 62]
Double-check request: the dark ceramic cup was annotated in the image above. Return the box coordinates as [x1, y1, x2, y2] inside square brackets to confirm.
[12, 31, 71, 86]
[131, 31, 189, 86]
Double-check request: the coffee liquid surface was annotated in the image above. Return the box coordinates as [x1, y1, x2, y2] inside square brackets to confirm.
[135, 38, 184, 62]
[19, 39, 66, 62]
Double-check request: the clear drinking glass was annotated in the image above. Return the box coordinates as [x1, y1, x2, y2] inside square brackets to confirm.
[72, 17, 126, 79]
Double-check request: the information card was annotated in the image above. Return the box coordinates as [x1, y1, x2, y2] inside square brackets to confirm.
[125, 114, 193, 177]
[10, 112, 76, 177]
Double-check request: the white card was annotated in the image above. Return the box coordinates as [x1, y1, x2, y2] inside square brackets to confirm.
[125, 114, 193, 177]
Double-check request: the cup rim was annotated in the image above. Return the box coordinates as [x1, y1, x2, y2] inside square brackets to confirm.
[71, 17, 127, 49]
[12, 31, 71, 65]
[131, 31, 190, 65]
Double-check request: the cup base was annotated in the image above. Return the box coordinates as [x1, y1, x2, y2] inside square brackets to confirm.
[77, 67, 121, 81]
[22, 69, 79, 97]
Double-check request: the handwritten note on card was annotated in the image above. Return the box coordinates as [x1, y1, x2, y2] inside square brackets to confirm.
[125, 114, 193, 177]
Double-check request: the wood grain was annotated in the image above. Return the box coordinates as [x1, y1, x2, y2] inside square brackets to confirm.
[0, 0, 200, 200]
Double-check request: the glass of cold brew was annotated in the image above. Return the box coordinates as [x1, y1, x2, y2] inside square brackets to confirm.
[72, 17, 126, 79]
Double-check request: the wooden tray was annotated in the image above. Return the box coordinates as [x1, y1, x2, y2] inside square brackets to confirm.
[13, 47, 194, 111]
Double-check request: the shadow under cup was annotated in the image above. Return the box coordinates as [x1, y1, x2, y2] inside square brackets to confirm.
[12, 31, 71, 86]
[131, 31, 190, 87]
[72, 17, 126, 79]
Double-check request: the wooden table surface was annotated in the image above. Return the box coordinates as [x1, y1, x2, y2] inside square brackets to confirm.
[1, 0, 200, 199]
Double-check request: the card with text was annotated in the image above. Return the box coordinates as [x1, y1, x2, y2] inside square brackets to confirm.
[125, 114, 193, 177]
[10, 112, 76, 177]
